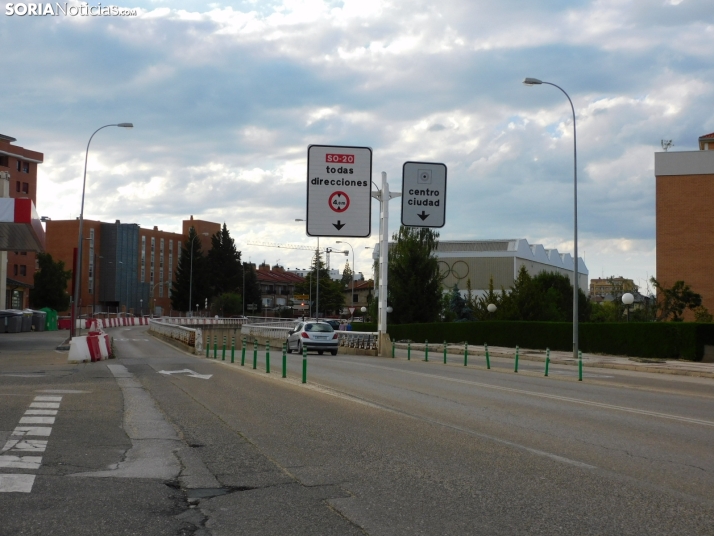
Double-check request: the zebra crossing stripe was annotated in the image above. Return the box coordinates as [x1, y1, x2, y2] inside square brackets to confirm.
[0, 395, 62, 493]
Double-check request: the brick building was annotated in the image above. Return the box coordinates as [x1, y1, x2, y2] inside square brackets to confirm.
[655, 132, 714, 319]
[45, 216, 219, 316]
[255, 263, 304, 313]
[0, 134, 44, 309]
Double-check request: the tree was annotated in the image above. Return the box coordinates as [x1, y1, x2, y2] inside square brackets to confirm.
[293, 251, 344, 316]
[242, 263, 262, 314]
[388, 226, 443, 324]
[474, 276, 503, 320]
[341, 261, 353, 288]
[497, 268, 590, 322]
[171, 227, 210, 313]
[210, 292, 243, 317]
[29, 253, 71, 311]
[207, 223, 242, 296]
[445, 284, 472, 321]
[650, 278, 702, 321]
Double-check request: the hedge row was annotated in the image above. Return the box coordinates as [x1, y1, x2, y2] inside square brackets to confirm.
[351, 321, 714, 361]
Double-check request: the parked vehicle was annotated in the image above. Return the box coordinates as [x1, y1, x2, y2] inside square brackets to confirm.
[286, 321, 339, 355]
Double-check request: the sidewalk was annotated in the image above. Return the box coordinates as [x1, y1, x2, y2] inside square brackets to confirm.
[393, 342, 714, 379]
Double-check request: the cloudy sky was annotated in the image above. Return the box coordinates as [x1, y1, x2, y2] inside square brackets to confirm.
[2, 0, 712, 290]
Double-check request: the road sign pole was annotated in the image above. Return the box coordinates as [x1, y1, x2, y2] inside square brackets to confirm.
[378, 172, 390, 356]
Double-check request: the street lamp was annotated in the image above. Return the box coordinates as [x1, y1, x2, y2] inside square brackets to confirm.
[188, 231, 209, 317]
[71, 122, 133, 338]
[487, 303, 497, 314]
[523, 77, 579, 362]
[336, 240, 356, 317]
[622, 293, 634, 322]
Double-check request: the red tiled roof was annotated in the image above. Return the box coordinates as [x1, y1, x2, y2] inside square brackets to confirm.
[699, 132, 714, 140]
[255, 270, 305, 284]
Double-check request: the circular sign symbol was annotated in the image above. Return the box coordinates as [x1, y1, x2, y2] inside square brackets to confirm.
[329, 191, 350, 213]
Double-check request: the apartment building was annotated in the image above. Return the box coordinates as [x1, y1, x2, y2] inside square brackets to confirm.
[655, 132, 714, 319]
[0, 134, 44, 309]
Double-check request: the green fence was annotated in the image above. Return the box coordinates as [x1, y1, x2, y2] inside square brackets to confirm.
[351, 321, 714, 361]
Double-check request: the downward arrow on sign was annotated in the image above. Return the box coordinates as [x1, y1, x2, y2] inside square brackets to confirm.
[417, 211, 430, 221]
[333, 220, 345, 230]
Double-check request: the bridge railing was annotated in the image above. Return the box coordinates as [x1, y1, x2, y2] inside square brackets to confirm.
[149, 320, 197, 349]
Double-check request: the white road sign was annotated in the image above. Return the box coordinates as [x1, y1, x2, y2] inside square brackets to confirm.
[306, 145, 372, 237]
[401, 161, 447, 228]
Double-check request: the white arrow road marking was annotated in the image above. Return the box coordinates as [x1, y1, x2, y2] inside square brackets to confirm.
[158, 369, 212, 380]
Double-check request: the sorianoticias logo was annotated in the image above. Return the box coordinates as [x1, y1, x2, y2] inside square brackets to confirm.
[5, 3, 137, 16]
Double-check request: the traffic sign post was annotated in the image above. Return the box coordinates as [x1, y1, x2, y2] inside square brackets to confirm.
[401, 162, 447, 228]
[306, 145, 372, 238]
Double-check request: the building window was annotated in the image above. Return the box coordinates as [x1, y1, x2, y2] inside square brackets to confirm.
[150, 237, 155, 285]
[11, 290, 22, 309]
[13, 264, 18, 276]
[15, 181, 20, 192]
[353, 293, 358, 303]
[88, 229, 94, 294]
[21, 183, 28, 194]
[22, 162, 29, 173]
[141, 236, 146, 283]
[16, 160, 21, 171]
[159, 238, 165, 297]
[0, 155, 8, 167]
[19, 265, 26, 276]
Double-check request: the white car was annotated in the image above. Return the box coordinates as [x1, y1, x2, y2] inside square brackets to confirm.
[286, 321, 339, 355]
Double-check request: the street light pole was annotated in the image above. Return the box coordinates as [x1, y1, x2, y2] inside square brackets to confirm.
[523, 77, 579, 361]
[71, 122, 133, 338]
[188, 230, 208, 317]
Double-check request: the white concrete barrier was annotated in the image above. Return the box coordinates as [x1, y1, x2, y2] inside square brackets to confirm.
[68, 336, 91, 363]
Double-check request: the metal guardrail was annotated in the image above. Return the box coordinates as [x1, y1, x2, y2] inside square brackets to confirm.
[240, 322, 378, 349]
[240, 321, 295, 340]
[160, 316, 293, 326]
[149, 320, 197, 348]
[337, 332, 378, 350]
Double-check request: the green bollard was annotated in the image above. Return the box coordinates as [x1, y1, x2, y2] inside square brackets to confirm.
[485, 343, 491, 369]
[443, 340, 447, 364]
[302, 345, 307, 384]
[514, 345, 519, 373]
[241, 337, 246, 366]
[464, 342, 468, 366]
[253, 339, 258, 369]
[545, 348, 550, 376]
[407, 341, 411, 361]
[425, 340, 429, 362]
[222, 336, 226, 361]
[205, 337, 209, 358]
[578, 350, 583, 381]
[282, 343, 287, 378]
[392, 340, 395, 358]
[266, 340, 271, 373]
[213, 335, 218, 359]
[231, 336, 235, 363]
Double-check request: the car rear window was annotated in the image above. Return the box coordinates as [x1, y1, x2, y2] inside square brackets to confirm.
[304, 323, 334, 333]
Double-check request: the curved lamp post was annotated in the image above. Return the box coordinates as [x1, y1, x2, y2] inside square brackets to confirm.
[71, 123, 133, 338]
[523, 77, 579, 361]
[622, 292, 634, 323]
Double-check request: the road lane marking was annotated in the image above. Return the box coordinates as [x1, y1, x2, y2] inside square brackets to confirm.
[11, 427, 52, 437]
[2, 440, 47, 453]
[2, 395, 63, 493]
[18, 416, 55, 425]
[0, 475, 35, 493]
[341, 361, 714, 428]
[159, 369, 212, 380]
[0, 456, 42, 469]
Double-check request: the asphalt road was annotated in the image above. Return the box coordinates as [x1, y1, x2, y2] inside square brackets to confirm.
[1, 326, 713, 535]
